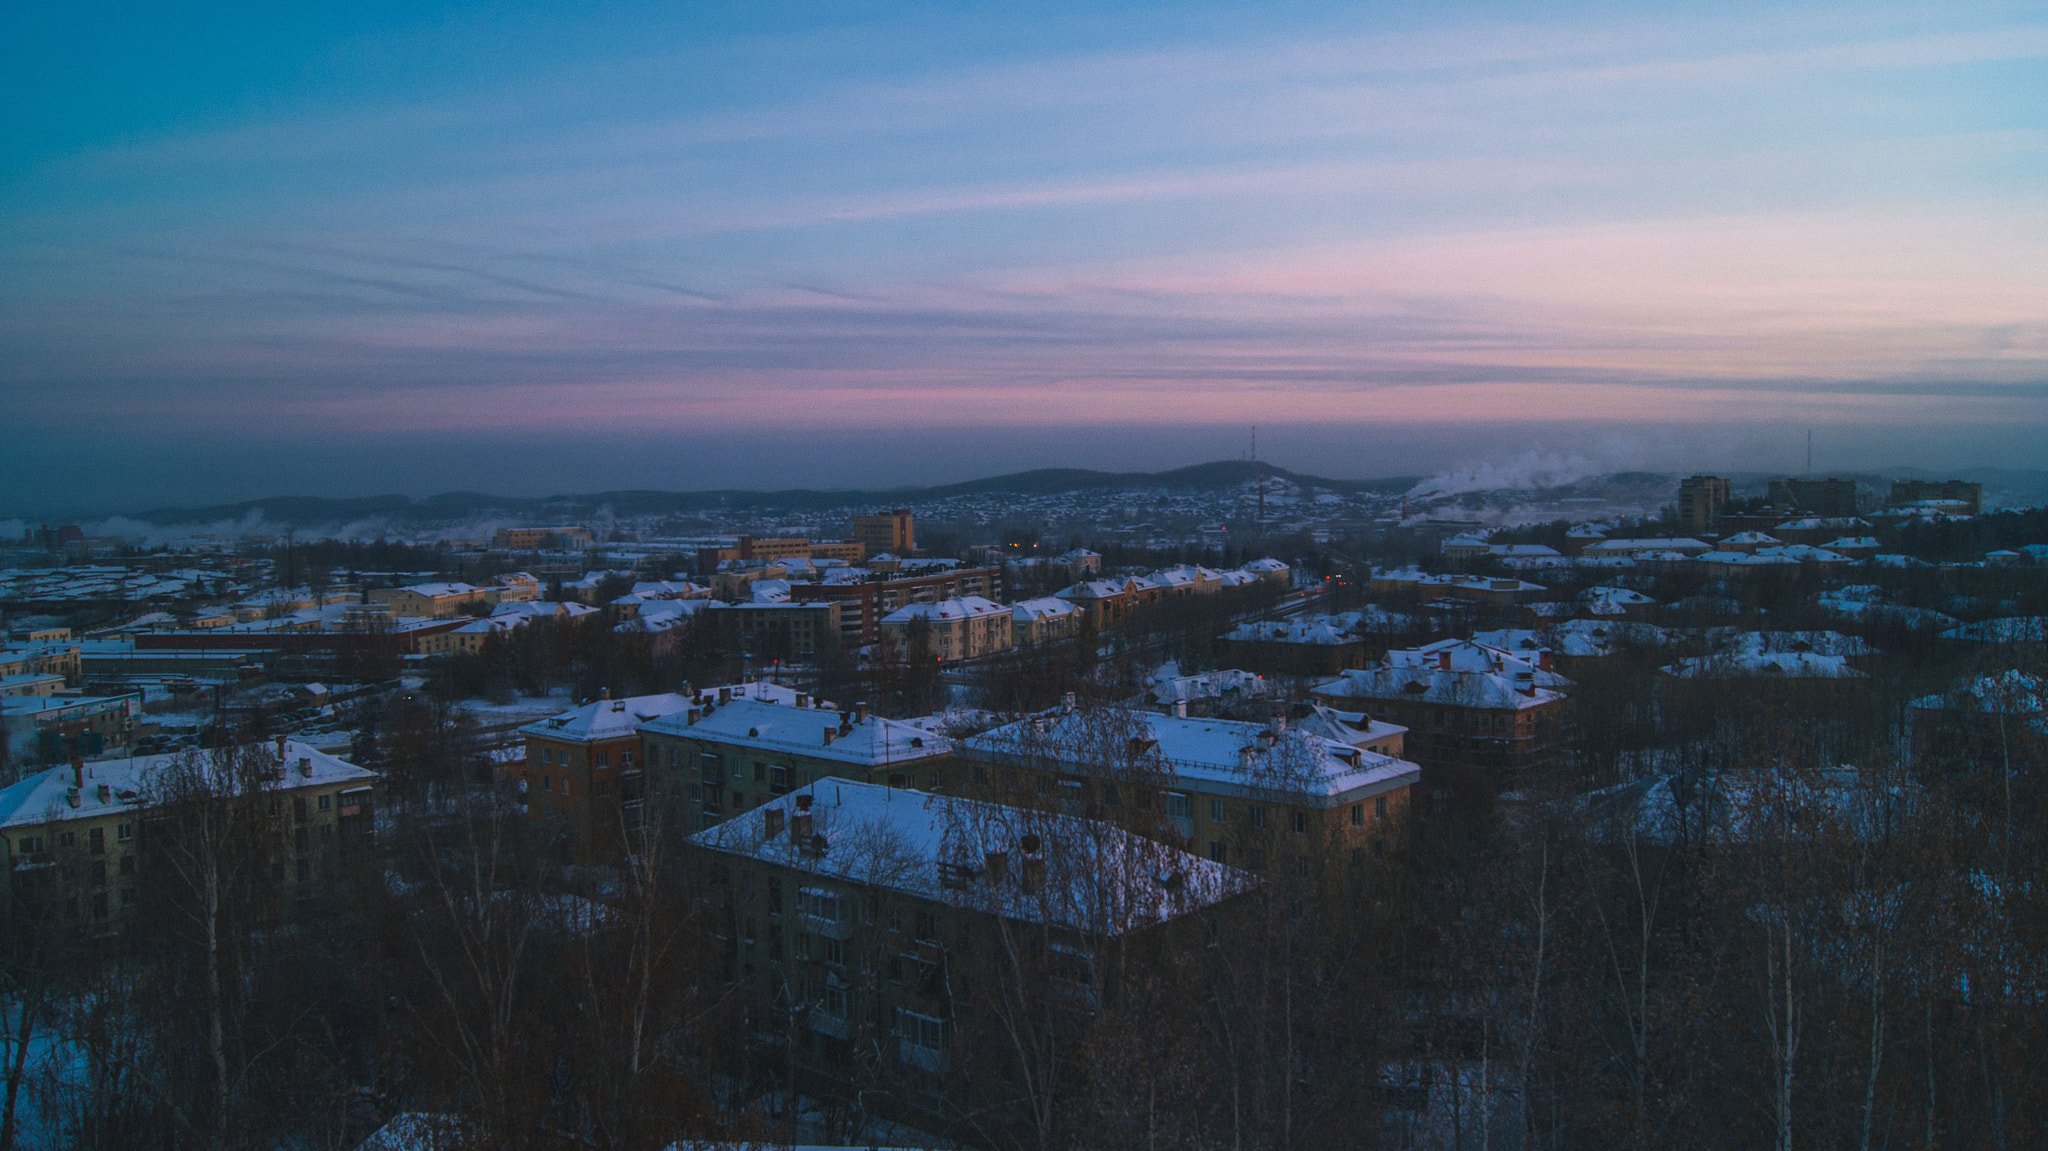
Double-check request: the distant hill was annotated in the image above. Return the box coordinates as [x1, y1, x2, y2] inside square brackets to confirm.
[119, 461, 1422, 528]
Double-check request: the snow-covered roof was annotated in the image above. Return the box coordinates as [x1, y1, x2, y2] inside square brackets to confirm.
[1147, 668, 1268, 705]
[0, 740, 375, 831]
[1221, 617, 1356, 645]
[520, 691, 695, 743]
[1942, 617, 2048, 643]
[1012, 596, 1079, 622]
[691, 781, 1255, 936]
[880, 596, 1007, 625]
[1245, 558, 1290, 572]
[1662, 651, 1867, 679]
[639, 697, 950, 767]
[1313, 664, 1563, 710]
[964, 709, 1418, 805]
[396, 582, 479, 598]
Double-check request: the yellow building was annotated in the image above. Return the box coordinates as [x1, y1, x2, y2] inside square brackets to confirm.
[369, 581, 490, 619]
[0, 740, 377, 931]
[879, 596, 1013, 662]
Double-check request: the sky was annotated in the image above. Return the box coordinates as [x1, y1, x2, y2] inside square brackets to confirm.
[3, 0, 2046, 513]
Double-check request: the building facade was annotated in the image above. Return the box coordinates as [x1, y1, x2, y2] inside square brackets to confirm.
[0, 740, 375, 931]
[880, 597, 1013, 662]
[1677, 474, 1732, 535]
[688, 780, 1251, 1122]
[640, 697, 953, 831]
[952, 706, 1420, 868]
[851, 510, 916, 555]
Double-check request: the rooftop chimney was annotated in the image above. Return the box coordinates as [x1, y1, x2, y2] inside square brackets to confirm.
[276, 734, 288, 758]
[72, 755, 84, 791]
[854, 702, 869, 724]
[764, 807, 785, 839]
[1061, 691, 1077, 714]
[1438, 650, 1452, 671]
[823, 728, 836, 747]
[298, 756, 313, 778]
[795, 693, 809, 709]
[1173, 698, 1189, 719]
[719, 686, 732, 705]
[600, 686, 610, 701]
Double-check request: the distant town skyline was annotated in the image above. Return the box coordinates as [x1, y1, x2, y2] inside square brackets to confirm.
[4, 1, 2044, 508]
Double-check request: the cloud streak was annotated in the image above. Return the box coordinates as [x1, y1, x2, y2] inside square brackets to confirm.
[2, 1, 2045, 492]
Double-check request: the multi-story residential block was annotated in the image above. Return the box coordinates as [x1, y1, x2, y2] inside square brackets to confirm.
[1010, 596, 1081, 645]
[2, 692, 143, 766]
[641, 696, 951, 831]
[790, 566, 1004, 646]
[518, 689, 694, 861]
[0, 739, 375, 931]
[851, 510, 916, 555]
[1054, 576, 1162, 630]
[689, 780, 1251, 1115]
[1311, 639, 1569, 777]
[1767, 477, 1860, 517]
[1887, 479, 1982, 515]
[1677, 475, 1732, 535]
[953, 706, 1420, 868]
[369, 582, 490, 619]
[696, 537, 867, 570]
[707, 601, 842, 661]
[1244, 558, 1291, 584]
[0, 637, 83, 686]
[1218, 617, 1369, 677]
[880, 597, 1013, 662]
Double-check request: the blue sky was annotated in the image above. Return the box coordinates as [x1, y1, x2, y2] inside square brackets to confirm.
[3, 1, 2045, 510]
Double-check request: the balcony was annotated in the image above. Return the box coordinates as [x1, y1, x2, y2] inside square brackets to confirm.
[807, 1009, 854, 1040]
[900, 1042, 945, 1073]
[806, 913, 854, 941]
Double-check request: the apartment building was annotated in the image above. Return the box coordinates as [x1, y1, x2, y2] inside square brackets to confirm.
[1311, 639, 1570, 776]
[640, 696, 953, 831]
[1677, 475, 1732, 535]
[689, 780, 1250, 1114]
[2, 692, 143, 766]
[1053, 576, 1162, 630]
[1888, 479, 1983, 515]
[0, 636, 83, 686]
[953, 706, 1420, 868]
[791, 566, 1003, 646]
[0, 739, 376, 931]
[518, 689, 693, 861]
[370, 582, 490, 619]
[1218, 618, 1369, 677]
[851, 509, 915, 555]
[696, 537, 867, 570]
[1767, 477, 1860, 517]
[1010, 596, 1082, 645]
[880, 597, 1013, 662]
[707, 601, 842, 660]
